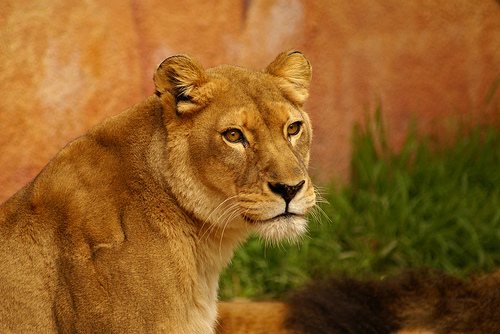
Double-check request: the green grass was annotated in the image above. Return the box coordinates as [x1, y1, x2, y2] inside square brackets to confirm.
[218, 116, 500, 301]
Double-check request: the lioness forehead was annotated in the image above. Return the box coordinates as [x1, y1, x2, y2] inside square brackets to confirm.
[206, 65, 304, 127]
[217, 103, 300, 135]
[207, 65, 282, 100]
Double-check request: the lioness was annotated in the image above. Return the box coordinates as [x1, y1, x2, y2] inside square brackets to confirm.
[0, 50, 316, 333]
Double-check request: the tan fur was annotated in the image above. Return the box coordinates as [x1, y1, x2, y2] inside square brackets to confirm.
[216, 301, 290, 334]
[0, 50, 315, 333]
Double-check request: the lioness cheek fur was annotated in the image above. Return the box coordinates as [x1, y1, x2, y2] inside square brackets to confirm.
[0, 50, 315, 333]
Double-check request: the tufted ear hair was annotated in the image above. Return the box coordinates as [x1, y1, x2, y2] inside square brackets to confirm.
[264, 50, 312, 107]
[154, 54, 213, 115]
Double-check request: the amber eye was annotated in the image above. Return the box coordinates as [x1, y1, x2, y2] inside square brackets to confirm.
[287, 122, 301, 136]
[223, 129, 244, 143]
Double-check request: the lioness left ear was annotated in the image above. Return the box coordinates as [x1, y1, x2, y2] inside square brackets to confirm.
[264, 50, 312, 106]
[154, 54, 212, 115]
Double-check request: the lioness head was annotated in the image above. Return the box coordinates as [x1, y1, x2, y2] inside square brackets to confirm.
[153, 50, 315, 242]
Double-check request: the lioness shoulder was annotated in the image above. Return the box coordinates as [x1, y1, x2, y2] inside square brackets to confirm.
[0, 50, 315, 333]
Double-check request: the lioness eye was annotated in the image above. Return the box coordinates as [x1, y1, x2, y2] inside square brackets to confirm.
[287, 122, 301, 136]
[223, 129, 244, 143]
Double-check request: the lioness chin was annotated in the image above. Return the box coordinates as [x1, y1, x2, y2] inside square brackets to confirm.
[0, 50, 316, 333]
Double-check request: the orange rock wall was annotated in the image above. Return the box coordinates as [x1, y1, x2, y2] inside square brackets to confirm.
[1, 0, 499, 202]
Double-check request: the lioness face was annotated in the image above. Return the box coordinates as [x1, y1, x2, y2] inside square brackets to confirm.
[154, 51, 315, 242]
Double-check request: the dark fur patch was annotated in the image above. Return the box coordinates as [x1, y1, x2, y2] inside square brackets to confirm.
[284, 269, 500, 334]
[284, 275, 401, 334]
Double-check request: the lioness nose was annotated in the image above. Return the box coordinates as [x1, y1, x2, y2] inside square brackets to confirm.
[268, 180, 305, 204]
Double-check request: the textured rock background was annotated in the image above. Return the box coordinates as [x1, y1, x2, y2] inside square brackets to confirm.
[1, 0, 499, 202]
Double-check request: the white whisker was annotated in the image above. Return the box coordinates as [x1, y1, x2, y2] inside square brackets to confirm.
[313, 185, 330, 205]
[199, 195, 240, 242]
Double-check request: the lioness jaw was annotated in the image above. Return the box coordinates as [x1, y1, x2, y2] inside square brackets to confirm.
[0, 50, 315, 333]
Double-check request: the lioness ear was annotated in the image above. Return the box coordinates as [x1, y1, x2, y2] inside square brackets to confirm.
[154, 54, 212, 115]
[265, 50, 312, 106]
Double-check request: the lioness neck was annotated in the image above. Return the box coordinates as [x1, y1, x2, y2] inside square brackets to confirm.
[192, 223, 248, 333]
[140, 184, 248, 333]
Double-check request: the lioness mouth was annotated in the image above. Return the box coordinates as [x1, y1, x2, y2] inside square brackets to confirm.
[243, 212, 299, 224]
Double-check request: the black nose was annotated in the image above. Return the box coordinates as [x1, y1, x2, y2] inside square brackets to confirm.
[268, 180, 305, 204]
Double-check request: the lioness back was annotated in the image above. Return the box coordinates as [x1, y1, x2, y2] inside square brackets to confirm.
[0, 51, 316, 333]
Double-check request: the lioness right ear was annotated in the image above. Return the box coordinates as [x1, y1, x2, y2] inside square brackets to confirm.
[154, 55, 212, 115]
[265, 50, 312, 107]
